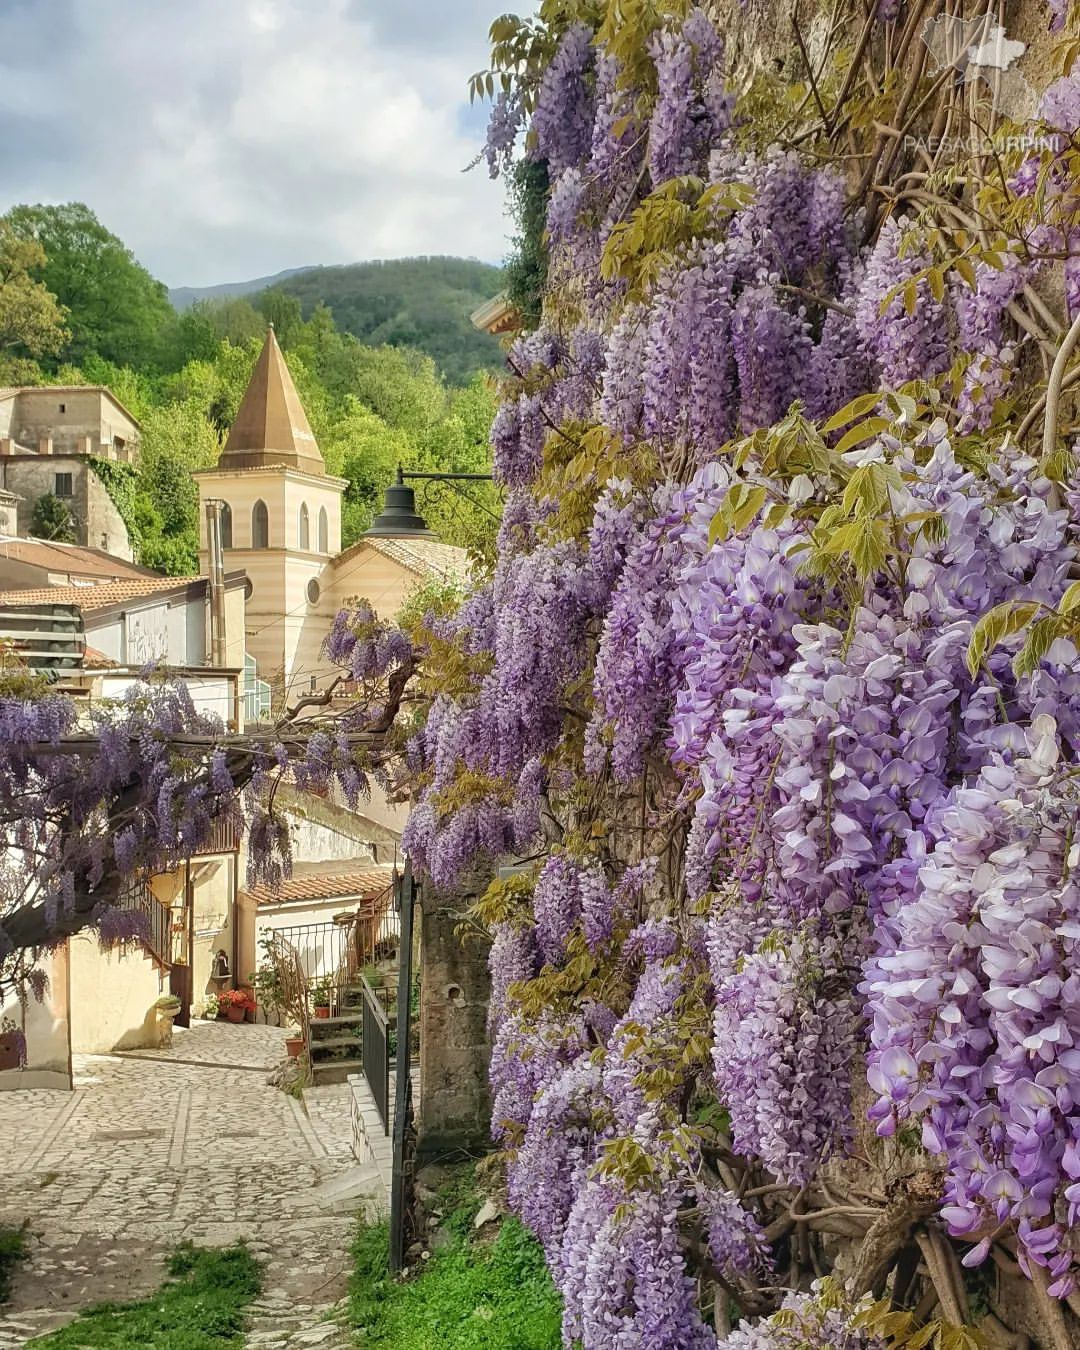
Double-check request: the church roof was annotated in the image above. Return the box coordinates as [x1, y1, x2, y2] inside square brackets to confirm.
[331, 534, 472, 583]
[218, 327, 325, 476]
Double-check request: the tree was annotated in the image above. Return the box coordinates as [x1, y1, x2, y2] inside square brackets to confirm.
[3, 203, 172, 369]
[256, 288, 303, 349]
[29, 493, 75, 542]
[503, 158, 548, 331]
[0, 220, 68, 361]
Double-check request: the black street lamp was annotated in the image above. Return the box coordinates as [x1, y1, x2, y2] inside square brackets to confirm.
[364, 466, 495, 539]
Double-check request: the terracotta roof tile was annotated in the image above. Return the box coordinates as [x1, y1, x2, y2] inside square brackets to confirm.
[82, 645, 120, 669]
[0, 536, 155, 580]
[0, 576, 204, 612]
[245, 867, 396, 907]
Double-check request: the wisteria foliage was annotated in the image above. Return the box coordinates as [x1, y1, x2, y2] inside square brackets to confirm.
[402, 1, 1080, 1344]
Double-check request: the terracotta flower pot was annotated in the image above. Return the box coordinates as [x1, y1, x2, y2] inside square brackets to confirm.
[313, 1006, 330, 1020]
[285, 1036, 304, 1058]
[224, 1005, 247, 1023]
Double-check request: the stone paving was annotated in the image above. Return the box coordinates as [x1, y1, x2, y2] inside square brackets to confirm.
[0, 1023, 375, 1347]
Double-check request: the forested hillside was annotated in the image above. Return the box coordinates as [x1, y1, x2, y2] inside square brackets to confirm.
[266, 257, 505, 385]
[0, 203, 499, 574]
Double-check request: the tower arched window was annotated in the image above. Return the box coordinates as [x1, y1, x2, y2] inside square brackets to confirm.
[299, 502, 310, 551]
[318, 506, 329, 554]
[252, 500, 269, 549]
[219, 502, 233, 549]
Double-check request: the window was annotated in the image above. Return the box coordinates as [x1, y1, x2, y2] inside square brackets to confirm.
[299, 502, 310, 551]
[318, 506, 329, 554]
[252, 500, 269, 549]
[58, 403, 65, 414]
[220, 502, 233, 549]
[54, 472, 73, 498]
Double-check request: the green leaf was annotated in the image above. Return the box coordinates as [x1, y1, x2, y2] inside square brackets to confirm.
[966, 600, 1041, 678]
[1013, 614, 1066, 678]
[822, 392, 883, 434]
[904, 1321, 942, 1350]
[731, 484, 767, 533]
[954, 256, 977, 290]
[1060, 581, 1080, 615]
[834, 416, 891, 455]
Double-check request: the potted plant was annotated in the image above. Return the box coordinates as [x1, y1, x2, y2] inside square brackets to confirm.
[0, 1016, 26, 1072]
[218, 989, 256, 1024]
[203, 993, 220, 1020]
[154, 995, 182, 1049]
[250, 957, 286, 1026]
[285, 1029, 305, 1058]
[311, 976, 334, 1019]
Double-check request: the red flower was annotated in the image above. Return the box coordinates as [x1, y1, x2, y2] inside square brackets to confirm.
[218, 988, 256, 1013]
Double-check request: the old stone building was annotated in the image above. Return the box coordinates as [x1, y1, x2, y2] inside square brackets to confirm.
[0, 385, 140, 559]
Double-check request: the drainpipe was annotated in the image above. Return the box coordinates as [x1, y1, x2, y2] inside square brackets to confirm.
[205, 500, 227, 669]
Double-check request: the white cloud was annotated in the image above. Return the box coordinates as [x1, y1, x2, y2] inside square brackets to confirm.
[0, 0, 513, 286]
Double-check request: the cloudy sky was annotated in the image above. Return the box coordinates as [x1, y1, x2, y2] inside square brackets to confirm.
[0, 0, 514, 288]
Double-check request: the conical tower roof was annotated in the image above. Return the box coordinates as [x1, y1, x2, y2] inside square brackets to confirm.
[218, 326, 324, 476]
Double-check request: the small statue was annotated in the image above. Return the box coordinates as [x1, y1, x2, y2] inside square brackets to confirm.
[212, 950, 231, 979]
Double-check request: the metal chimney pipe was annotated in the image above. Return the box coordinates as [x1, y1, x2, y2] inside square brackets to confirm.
[205, 500, 227, 669]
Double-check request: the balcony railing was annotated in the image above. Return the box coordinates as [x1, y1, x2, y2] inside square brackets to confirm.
[195, 815, 241, 855]
[119, 876, 172, 968]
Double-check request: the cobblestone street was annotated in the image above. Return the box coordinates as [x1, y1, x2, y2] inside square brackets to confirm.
[0, 1024, 373, 1347]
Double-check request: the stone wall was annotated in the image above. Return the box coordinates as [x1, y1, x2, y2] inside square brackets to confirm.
[1, 455, 133, 560]
[415, 869, 493, 1163]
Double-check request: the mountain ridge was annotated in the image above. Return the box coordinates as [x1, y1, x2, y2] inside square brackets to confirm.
[169, 256, 506, 384]
[168, 265, 320, 310]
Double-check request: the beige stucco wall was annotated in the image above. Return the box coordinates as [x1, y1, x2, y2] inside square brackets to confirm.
[189, 854, 239, 1017]
[0, 944, 71, 1091]
[196, 467, 344, 555]
[68, 934, 165, 1054]
[222, 582, 247, 674]
[327, 545, 425, 619]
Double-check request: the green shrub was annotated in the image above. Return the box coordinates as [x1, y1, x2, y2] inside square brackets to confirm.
[0, 1224, 28, 1303]
[32, 1242, 261, 1348]
[350, 1215, 561, 1349]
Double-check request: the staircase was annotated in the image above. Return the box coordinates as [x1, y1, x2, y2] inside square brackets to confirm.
[309, 991, 364, 1085]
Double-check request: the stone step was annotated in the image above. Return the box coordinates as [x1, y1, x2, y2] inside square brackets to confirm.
[309, 1036, 362, 1054]
[310, 1013, 362, 1029]
[312, 1057, 364, 1084]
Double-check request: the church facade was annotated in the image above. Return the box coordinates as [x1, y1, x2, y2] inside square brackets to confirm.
[195, 327, 469, 708]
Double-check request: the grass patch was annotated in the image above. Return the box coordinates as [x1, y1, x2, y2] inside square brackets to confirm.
[32, 1243, 262, 1348]
[0, 1224, 28, 1303]
[350, 1215, 562, 1349]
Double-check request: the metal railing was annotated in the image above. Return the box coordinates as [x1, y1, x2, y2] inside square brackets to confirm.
[360, 974, 391, 1134]
[267, 885, 396, 1004]
[269, 918, 353, 994]
[119, 876, 171, 968]
[195, 815, 241, 855]
[389, 863, 417, 1275]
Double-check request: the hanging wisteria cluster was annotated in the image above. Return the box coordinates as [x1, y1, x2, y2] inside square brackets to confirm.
[0, 600, 417, 983]
[400, 0, 1080, 1343]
